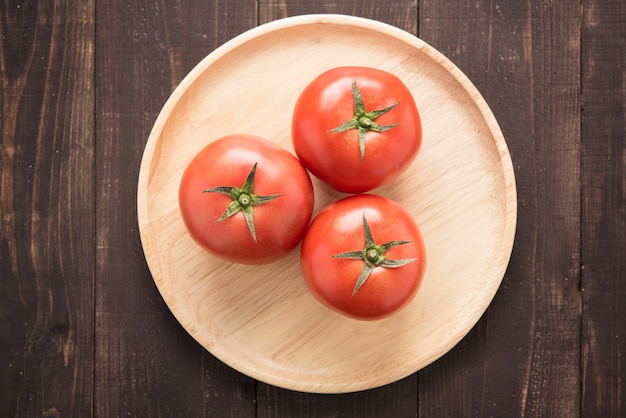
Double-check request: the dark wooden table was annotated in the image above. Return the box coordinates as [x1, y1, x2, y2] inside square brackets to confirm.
[1, 1, 624, 417]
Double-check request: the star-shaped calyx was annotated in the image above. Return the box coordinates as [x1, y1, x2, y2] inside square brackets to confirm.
[203, 163, 281, 243]
[327, 81, 400, 160]
[331, 214, 417, 295]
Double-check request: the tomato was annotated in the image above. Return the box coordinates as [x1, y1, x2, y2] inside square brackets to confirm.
[300, 194, 426, 320]
[179, 134, 314, 264]
[292, 66, 422, 193]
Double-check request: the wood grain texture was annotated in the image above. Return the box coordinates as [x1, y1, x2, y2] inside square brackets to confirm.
[259, 0, 417, 33]
[94, 1, 256, 417]
[419, 1, 582, 416]
[257, 3, 420, 415]
[257, 375, 417, 418]
[137, 13, 515, 393]
[1, 0, 624, 416]
[582, 1, 626, 416]
[0, 1, 95, 417]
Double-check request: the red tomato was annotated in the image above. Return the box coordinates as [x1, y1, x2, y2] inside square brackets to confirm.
[292, 67, 422, 193]
[300, 194, 426, 320]
[179, 134, 314, 264]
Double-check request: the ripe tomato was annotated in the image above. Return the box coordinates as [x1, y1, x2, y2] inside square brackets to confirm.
[300, 194, 426, 320]
[179, 134, 314, 264]
[292, 66, 422, 193]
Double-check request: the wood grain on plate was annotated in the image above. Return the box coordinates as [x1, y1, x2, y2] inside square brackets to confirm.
[137, 14, 516, 393]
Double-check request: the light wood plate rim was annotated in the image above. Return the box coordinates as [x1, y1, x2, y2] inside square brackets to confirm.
[137, 14, 517, 393]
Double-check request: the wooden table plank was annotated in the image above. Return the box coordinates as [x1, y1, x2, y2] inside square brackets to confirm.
[419, 1, 582, 416]
[0, 1, 95, 417]
[255, 2, 420, 417]
[1, 0, 624, 416]
[259, 0, 417, 34]
[581, 1, 626, 416]
[94, 1, 257, 416]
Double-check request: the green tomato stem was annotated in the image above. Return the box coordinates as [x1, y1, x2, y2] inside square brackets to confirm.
[327, 81, 401, 160]
[331, 214, 417, 295]
[238, 193, 251, 207]
[203, 162, 281, 243]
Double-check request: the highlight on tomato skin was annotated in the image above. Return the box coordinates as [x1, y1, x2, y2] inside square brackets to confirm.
[299, 194, 427, 321]
[292, 66, 422, 194]
[178, 134, 315, 265]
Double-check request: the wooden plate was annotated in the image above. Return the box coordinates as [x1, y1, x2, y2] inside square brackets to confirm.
[137, 14, 516, 393]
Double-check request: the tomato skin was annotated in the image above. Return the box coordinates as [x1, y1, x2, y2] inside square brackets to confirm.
[179, 134, 314, 264]
[300, 194, 426, 320]
[292, 67, 422, 193]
